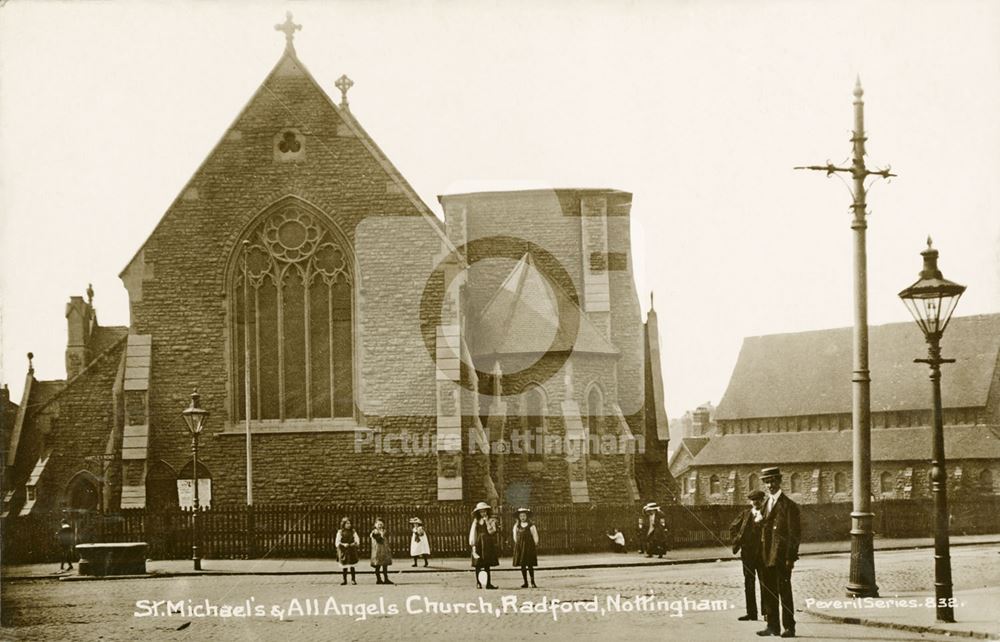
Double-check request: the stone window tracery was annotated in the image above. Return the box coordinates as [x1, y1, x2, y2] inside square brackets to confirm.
[273, 129, 305, 161]
[234, 205, 353, 421]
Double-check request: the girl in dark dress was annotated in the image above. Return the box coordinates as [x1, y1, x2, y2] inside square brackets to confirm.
[370, 517, 394, 585]
[469, 501, 499, 589]
[511, 508, 539, 588]
[335, 516, 360, 585]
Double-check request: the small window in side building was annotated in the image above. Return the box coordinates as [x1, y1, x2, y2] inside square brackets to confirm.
[880, 471, 894, 494]
[834, 472, 848, 494]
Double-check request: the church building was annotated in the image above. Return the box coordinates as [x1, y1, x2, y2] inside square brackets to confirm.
[2, 16, 670, 517]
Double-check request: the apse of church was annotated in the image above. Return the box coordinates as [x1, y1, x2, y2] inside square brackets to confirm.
[3, 15, 671, 515]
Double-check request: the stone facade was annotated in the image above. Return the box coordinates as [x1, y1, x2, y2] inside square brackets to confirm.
[3, 25, 670, 515]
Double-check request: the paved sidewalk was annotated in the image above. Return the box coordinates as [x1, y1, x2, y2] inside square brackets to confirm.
[4, 533, 998, 580]
[804, 586, 1000, 640]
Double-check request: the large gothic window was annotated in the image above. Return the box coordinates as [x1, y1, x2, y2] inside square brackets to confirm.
[234, 205, 354, 421]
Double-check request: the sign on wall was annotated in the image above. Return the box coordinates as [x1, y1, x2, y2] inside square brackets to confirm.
[176, 479, 212, 508]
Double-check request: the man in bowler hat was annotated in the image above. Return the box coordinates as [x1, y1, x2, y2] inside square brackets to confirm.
[730, 489, 766, 621]
[757, 467, 800, 638]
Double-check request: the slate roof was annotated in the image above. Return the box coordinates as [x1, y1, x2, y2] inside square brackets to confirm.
[689, 424, 1000, 467]
[469, 253, 619, 357]
[716, 314, 1000, 420]
[89, 326, 128, 357]
[682, 436, 711, 458]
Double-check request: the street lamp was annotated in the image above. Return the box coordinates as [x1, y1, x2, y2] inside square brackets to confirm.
[898, 238, 965, 623]
[181, 388, 209, 571]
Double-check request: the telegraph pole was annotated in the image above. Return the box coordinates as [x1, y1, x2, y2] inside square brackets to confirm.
[796, 77, 894, 598]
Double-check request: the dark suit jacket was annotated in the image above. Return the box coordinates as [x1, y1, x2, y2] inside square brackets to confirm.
[729, 509, 762, 562]
[760, 493, 800, 568]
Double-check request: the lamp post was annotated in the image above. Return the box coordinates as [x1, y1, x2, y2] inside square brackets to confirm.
[898, 238, 965, 623]
[181, 388, 209, 571]
[796, 78, 895, 598]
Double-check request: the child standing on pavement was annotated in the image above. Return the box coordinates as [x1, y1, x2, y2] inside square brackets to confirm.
[57, 521, 75, 571]
[335, 516, 360, 585]
[512, 508, 539, 588]
[470, 501, 500, 589]
[370, 517, 394, 585]
[409, 517, 430, 567]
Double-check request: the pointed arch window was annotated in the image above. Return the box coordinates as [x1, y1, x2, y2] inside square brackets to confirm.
[523, 384, 547, 463]
[586, 384, 604, 458]
[234, 204, 354, 422]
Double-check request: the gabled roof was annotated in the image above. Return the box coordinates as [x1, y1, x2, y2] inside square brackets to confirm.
[89, 326, 128, 356]
[716, 314, 1000, 420]
[689, 424, 1000, 467]
[121, 40, 450, 280]
[469, 253, 619, 357]
[668, 437, 710, 477]
[682, 436, 710, 458]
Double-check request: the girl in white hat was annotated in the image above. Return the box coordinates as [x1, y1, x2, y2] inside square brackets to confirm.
[469, 502, 499, 589]
[409, 517, 430, 567]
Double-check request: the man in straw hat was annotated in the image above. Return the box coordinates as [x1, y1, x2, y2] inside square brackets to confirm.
[730, 489, 767, 622]
[756, 467, 800, 638]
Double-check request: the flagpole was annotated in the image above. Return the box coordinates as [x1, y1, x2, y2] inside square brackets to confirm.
[243, 240, 254, 506]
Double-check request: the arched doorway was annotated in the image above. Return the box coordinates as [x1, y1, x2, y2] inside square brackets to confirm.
[65, 472, 100, 511]
[146, 460, 179, 509]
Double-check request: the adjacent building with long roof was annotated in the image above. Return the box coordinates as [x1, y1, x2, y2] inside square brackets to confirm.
[672, 314, 1000, 505]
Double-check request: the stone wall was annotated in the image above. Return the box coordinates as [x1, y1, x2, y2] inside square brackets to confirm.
[32, 341, 126, 511]
[119, 54, 444, 505]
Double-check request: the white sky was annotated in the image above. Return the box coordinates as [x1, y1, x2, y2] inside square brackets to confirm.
[1, 0, 998, 420]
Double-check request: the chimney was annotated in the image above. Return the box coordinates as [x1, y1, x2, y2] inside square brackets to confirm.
[65, 285, 96, 378]
[692, 405, 712, 437]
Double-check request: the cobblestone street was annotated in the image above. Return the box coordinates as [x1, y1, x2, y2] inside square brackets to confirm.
[4, 545, 997, 641]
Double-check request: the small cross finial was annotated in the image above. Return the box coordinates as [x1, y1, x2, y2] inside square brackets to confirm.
[275, 12, 301, 50]
[27, 352, 34, 374]
[335, 74, 354, 109]
[926, 235, 934, 249]
[86, 283, 94, 305]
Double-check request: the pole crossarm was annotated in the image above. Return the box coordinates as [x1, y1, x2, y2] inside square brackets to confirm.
[794, 162, 895, 180]
[797, 77, 890, 599]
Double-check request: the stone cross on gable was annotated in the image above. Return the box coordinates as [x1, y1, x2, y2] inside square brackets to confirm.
[274, 12, 301, 50]
[335, 74, 354, 109]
